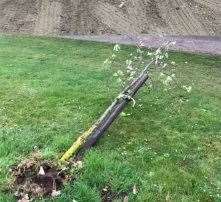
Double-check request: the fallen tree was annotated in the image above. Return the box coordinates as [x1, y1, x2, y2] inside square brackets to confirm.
[60, 41, 176, 162]
[60, 59, 155, 162]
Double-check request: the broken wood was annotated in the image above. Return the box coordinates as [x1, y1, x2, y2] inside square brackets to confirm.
[60, 59, 155, 162]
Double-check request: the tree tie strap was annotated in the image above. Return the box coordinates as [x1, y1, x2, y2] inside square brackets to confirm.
[118, 93, 136, 107]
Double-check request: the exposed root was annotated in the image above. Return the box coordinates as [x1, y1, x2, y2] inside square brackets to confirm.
[9, 154, 68, 201]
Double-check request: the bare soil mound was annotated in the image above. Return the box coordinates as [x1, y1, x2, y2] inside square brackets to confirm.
[9, 154, 68, 201]
[0, 0, 220, 36]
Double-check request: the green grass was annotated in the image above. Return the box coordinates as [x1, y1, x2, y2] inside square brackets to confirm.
[0, 35, 220, 202]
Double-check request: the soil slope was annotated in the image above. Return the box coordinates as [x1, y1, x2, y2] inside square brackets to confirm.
[0, 0, 220, 36]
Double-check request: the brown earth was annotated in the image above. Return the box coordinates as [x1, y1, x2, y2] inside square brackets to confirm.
[8, 154, 68, 201]
[0, 0, 220, 36]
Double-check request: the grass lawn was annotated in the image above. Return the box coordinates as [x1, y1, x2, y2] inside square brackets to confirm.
[0, 35, 220, 202]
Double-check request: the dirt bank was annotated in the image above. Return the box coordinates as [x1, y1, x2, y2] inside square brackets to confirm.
[0, 0, 220, 36]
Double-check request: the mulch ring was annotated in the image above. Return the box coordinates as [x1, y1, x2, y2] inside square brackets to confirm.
[8, 154, 70, 201]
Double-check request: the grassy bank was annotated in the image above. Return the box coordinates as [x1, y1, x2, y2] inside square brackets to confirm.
[0, 35, 220, 201]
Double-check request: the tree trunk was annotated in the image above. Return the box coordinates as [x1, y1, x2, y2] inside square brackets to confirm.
[60, 60, 153, 162]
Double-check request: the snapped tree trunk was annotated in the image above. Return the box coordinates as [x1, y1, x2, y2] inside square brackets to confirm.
[60, 60, 154, 162]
